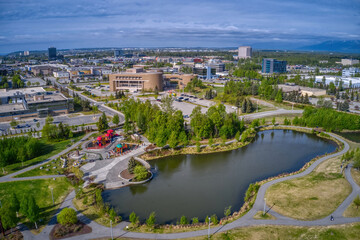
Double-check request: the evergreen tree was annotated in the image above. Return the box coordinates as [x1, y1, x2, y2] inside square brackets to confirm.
[27, 196, 40, 229]
[112, 114, 120, 125]
[0, 203, 18, 231]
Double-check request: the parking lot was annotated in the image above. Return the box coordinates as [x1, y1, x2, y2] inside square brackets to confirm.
[134, 92, 237, 118]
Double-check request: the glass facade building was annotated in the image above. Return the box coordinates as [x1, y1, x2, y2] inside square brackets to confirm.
[262, 58, 287, 73]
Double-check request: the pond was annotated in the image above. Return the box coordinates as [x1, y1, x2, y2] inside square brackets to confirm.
[102, 129, 337, 224]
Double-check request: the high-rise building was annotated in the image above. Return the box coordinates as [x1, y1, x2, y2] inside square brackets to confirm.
[48, 47, 57, 60]
[24, 51, 30, 56]
[114, 50, 123, 58]
[262, 59, 287, 73]
[238, 46, 252, 59]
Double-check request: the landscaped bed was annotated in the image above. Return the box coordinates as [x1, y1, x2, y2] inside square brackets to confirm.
[49, 222, 92, 240]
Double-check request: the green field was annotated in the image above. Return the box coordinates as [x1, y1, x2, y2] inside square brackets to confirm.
[0, 178, 73, 232]
[15, 158, 65, 178]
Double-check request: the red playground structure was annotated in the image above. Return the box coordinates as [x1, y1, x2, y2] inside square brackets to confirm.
[92, 129, 117, 148]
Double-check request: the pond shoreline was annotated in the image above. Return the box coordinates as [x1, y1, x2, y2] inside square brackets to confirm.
[103, 126, 340, 229]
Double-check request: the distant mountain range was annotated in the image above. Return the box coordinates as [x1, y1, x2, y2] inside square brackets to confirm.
[299, 40, 360, 53]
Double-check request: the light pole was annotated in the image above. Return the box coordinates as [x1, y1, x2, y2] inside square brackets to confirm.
[50, 188, 54, 205]
[110, 220, 113, 240]
[263, 198, 266, 215]
[208, 217, 211, 239]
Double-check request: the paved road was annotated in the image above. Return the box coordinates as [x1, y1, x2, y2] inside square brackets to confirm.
[18, 128, 360, 240]
[240, 109, 303, 120]
[0, 132, 94, 182]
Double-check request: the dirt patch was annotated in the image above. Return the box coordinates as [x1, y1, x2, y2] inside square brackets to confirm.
[49, 222, 92, 240]
[1, 228, 23, 240]
[120, 169, 135, 180]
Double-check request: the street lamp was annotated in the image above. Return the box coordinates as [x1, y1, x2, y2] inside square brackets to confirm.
[110, 219, 113, 240]
[208, 217, 211, 239]
[50, 188, 54, 205]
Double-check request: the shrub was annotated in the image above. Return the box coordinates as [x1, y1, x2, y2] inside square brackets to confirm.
[224, 206, 232, 217]
[210, 214, 218, 224]
[191, 217, 199, 224]
[146, 212, 156, 227]
[129, 211, 139, 225]
[57, 208, 78, 225]
[180, 215, 188, 225]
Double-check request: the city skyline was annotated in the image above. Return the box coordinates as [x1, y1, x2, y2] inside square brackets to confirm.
[0, 0, 359, 54]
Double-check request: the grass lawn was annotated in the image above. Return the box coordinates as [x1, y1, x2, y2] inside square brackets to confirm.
[351, 168, 360, 187]
[0, 177, 73, 234]
[72, 186, 117, 227]
[0, 132, 85, 177]
[164, 223, 360, 240]
[43, 87, 56, 91]
[261, 113, 302, 125]
[253, 211, 276, 220]
[343, 201, 360, 218]
[265, 155, 352, 220]
[15, 158, 65, 177]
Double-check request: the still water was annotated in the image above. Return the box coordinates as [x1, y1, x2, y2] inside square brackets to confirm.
[103, 129, 337, 224]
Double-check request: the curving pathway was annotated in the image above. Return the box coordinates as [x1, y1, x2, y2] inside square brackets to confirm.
[18, 128, 360, 240]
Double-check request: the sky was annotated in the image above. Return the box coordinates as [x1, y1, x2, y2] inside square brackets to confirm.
[0, 0, 359, 54]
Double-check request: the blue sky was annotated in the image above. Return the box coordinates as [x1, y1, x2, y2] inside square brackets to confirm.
[0, 0, 359, 53]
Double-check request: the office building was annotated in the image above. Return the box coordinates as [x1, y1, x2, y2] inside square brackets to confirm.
[48, 47, 57, 60]
[24, 51, 30, 56]
[238, 46, 252, 59]
[0, 87, 74, 121]
[193, 67, 216, 77]
[208, 59, 225, 73]
[342, 68, 360, 77]
[114, 50, 123, 58]
[262, 58, 287, 73]
[164, 74, 196, 89]
[109, 71, 164, 92]
[341, 59, 359, 66]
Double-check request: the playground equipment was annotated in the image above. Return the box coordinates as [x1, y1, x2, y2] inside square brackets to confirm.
[92, 129, 117, 147]
[115, 143, 130, 154]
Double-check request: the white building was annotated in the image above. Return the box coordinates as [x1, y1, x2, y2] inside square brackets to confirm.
[53, 71, 70, 79]
[238, 46, 252, 59]
[342, 68, 360, 77]
[24, 51, 30, 56]
[341, 59, 359, 66]
[315, 76, 360, 88]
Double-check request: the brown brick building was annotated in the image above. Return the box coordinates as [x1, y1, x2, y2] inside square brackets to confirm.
[109, 72, 164, 92]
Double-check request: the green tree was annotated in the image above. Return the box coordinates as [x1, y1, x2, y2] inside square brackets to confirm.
[146, 212, 156, 227]
[210, 214, 218, 224]
[168, 131, 178, 149]
[353, 195, 360, 209]
[19, 195, 28, 216]
[180, 215, 188, 225]
[191, 217, 199, 224]
[97, 112, 109, 131]
[109, 208, 117, 222]
[0, 203, 18, 230]
[224, 206, 232, 217]
[275, 90, 283, 103]
[57, 208, 78, 225]
[129, 212, 139, 225]
[128, 158, 137, 174]
[9, 193, 20, 212]
[27, 196, 40, 229]
[134, 165, 148, 181]
[95, 188, 103, 207]
[112, 114, 120, 125]
[272, 117, 276, 125]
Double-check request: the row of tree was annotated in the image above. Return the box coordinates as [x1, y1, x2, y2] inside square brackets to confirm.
[0, 136, 47, 167]
[190, 105, 244, 139]
[42, 116, 73, 141]
[0, 193, 40, 233]
[293, 107, 360, 131]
